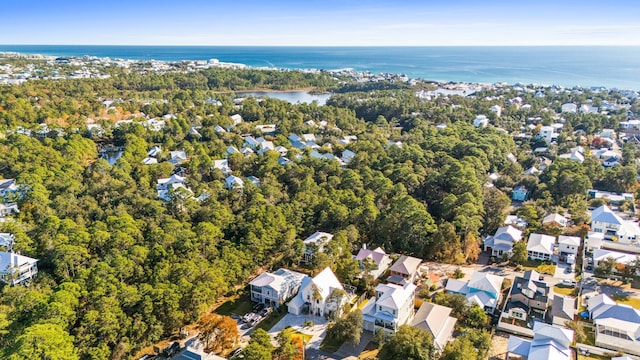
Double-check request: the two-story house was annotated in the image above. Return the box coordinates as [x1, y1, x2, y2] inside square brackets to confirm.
[410, 302, 457, 352]
[527, 233, 555, 261]
[445, 271, 504, 313]
[558, 235, 580, 264]
[362, 281, 417, 335]
[354, 244, 392, 279]
[589, 294, 640, 356]
[483, 225, 523, 258]
[156, 174, 192, 201]
[249, 268, 306, 308]
[387, 255, 422, 285]
[512, 185, 529, 202]
[591, 205, 624, 240]
[0, 251, 38, 285]
[503, 270, 550, 325]
[288, 267, 345, 317]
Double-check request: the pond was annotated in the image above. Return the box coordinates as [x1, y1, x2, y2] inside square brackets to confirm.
[236, 91, 331, 105]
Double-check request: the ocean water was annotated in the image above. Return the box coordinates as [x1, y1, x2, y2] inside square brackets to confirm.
[236, 91, 331, 105]
[1, 45, 640, 89]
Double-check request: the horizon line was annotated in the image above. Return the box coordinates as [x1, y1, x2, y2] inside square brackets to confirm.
[2, 44, 640, 48]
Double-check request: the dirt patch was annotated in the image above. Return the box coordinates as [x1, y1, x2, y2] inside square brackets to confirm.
[489, 332, 510, 360]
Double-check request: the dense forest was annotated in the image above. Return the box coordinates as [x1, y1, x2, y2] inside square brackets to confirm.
[0, 64, 638, 359]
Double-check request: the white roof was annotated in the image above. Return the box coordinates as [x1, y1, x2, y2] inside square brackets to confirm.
[619, 221, 640, 237]
[303, 232, 333, 246]
[0, 251, 38, 272]
[558, 235, 580, 246]
[527, 233, 555, 255]
[591, 205, 623, 225]
[0, 233, 15, 247]
[389, 255, 422, 276]
[593, 248, 638, 266]
[375, 282, 416, 311]
[310, 267, 344, 300]
[543, 213, 567, 225]
[157, 174, 186, 186]
[494, 225, 522, 242]
[410, 302, 457, 351]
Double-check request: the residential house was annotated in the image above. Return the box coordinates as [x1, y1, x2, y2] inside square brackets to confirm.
[388, 255, 422, 285]
[275, 146, 288, 156]
[141, 157, 158, 165]
[589, 294, 640, 356]
[512, 185, 529, 201]
[255, 124, 276, 133]
[551, 295, 576, 326]
[354, 245, 392, 279]
[249, 268, 306, 308]
[156, 175, 191, 201]
[473, 115, 489, 128]
[558, 236, 580, 259]
[288, 267, 345, 317]
[561, 103, 578, 113]
[362, 281, 417, 335]
[490, 105, 502, 117]
[525, 166, 541, 176]
[230, 114, 243, 125]
[243, 136, 260, 149]
[585, 231, 605, 253]
[483, 225, 523, 258]
[409, 302, 457, 352]
[174, 346, 226, 360]
[169, 150, 187, 166]
[278, 157, 293, 166]
[543, 213, 568, 228]
[247, 176, 260, 186]
[527, 234, 555, 261]
[559, 149, 585, 163]
[213, 159, 232, 175]
[503, 270, 550, 325]
[341, 149, 356, 165]
[507, 322, 574, 360]
[0, 251, 38, 285]
[505, 215, 528, 229]
[539, 126, 557, 143]
[591, 205, 625, 240]
[0, 179, 20, 198]
[213, 125, 226, 133]
[225, 175, 244, 190]
[143, 119, 166, 132]
[592, 248, 637, 272]
[302, 232, 334, 264]
[0, 233, 15, 249]
[147, 145, 162, 157]
[0, 203, 19, 218]
[445, 271, 504, 313]
[226, 146, 240, 156]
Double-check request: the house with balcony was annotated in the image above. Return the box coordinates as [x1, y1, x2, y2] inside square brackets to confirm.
[362, 281, 417, 335]
[249, 268, 306, 308]
[288, 267, 345, 317]
[387, 255, 422, 285]
[354, 244, 392, 279]
[483, 225, 523, 258]
[445, 271, 504, 313]
[591, 205, 624, 240]
[527, 234, 555, 261]
[588, 294, 640, 356]
[0, 251, 38, 285]
[502, 270, 550, 326]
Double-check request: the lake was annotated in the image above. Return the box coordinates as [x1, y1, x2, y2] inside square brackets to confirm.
[236, 91, 332, 105]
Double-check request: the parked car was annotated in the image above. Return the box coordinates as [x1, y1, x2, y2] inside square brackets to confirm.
[561, 279, 576, 287]
[253, 302, 265, 312]
[260, 307, 273, 316]
[230, 348, 243, 358]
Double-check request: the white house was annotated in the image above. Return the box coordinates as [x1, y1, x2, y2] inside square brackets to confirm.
[213, 159, 232, 175]
[169, 150, 187, 166]
[589, 294, 640, 356]
[148, 145, 162, 158]
[249, 268, 306, 308]
[473, 115, 489, 128]
[0, 203, 19, 218]
[230, 114, 243, 125]
[354, 245, 392, 279]
[302, 232, 334, 263]
[592, 249, 638, 271]
[539, 126, 557, 143]
[558, 236, 580, 257]
[542, 213, 568, 228]
[361, 281, 417, 335]
[410, 302, 457, 352]
[490, 105, 502, 117]
[0, 233, 15, 249]
[0, 251, 38, 285]
[484, 225, 523, 258]
[591, 205, 624, 240]
[156, 175, 192, 201]
[527, 234, 556, 261]
[507, 322, 574, 360]
[225, 175, 244, 190]
[445, 271, 504, 313]
[561, 103, 578, 113]
[0, 179, 20, 198]
[288, 267, 345, 317]
[559, 149, 585, 163]
[551, 295, 576, 326]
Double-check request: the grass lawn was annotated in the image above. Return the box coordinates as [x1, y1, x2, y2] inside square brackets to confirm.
[611, 293, 640, 309]
[520, 259, 556, 275]
[553, 285, 578, 296]
[583, 325, 596, 346]
[215, 295, 253, 316]
[359, 341, 379, 359]
[256, 309, 288, 332]
[282, 327, 313, 344]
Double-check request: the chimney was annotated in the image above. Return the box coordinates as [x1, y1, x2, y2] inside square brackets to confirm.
[362, 243, 367, 250]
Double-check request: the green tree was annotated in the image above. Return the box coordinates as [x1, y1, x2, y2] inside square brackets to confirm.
[379, 325, 435, 360]
[511, 240, 528, 265]
[8, 323, 78, 360]
[326, 309, 363, 345]
[243, 328, 274, 360]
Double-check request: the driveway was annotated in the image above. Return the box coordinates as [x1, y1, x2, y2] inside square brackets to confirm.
[553, 262, 575, 281]
[334, 331, 373, 358]
[269, 313, 329, 350]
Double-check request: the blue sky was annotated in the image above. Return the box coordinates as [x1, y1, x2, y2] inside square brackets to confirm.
[2, 0, 640, 46]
